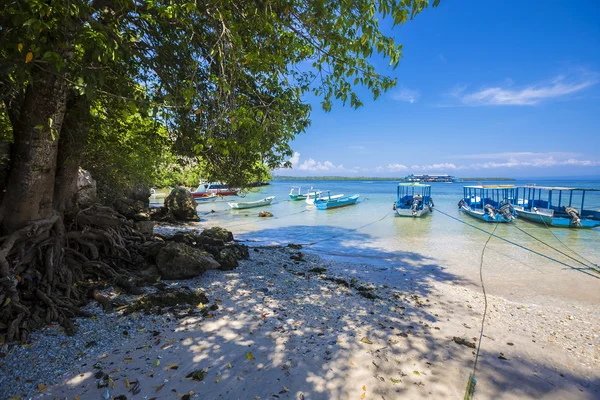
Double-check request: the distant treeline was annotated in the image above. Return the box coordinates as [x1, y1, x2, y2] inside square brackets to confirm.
[274, 176, 404, 181]
[460, 177, 515, 181]
[274, 176, 516, 181]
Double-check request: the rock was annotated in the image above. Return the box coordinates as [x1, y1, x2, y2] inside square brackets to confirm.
[216, 244, 250, 270]
[125, 287, 209, 315]
[156, 242, 220, 279]
[217, 247, 239, 270]
[287, 243, 302, 249]
[170, 232, 198, 245]
[452, 336, 476, 349]
[200, 227, 233, 242]
[113, 198, 147, 219]
[164, 187, 199, 221]
[196, 235, 226, 247]
[258, 211, 273, 218]
[76, 168, 97, 206]
[134, 221, 155, 236]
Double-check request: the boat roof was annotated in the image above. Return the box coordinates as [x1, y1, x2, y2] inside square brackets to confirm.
[463, 185, 515, 189]
[398, 183, 430, 187]
[516, 186, 600, 192]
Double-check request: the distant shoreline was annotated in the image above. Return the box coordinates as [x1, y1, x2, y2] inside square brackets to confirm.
[273, 175, 515, 181]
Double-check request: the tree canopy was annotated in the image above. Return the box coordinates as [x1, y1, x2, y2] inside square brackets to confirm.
[1, 0, 437, 191]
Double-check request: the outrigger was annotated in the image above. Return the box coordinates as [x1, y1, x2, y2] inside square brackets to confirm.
[515, 186, 600, 228]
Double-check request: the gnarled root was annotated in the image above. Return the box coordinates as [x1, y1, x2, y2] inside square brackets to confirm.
[0, 206, 150, 343]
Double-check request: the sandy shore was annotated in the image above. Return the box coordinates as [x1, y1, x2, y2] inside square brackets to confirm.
[1, 245, 599, 399]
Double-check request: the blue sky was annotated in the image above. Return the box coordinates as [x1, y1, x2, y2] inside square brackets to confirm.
[276, 0, 600, 178]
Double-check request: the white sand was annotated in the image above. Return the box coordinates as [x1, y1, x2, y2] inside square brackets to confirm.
[6, 246, 600, 399]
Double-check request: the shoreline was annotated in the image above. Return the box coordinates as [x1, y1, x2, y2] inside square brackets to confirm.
[1, 243, 598, 399]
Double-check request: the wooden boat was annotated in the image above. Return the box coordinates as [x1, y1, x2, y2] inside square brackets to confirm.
[314, 192, 359, 210]
[289, 186, 318, 201]
[514, 186, 600, 228]
[306, 191, 343, 205]
[228, 196, 276, 209]
[394, 183, 434, 217]
[458, 185, 516, 222]
[191, 182, 238, 197]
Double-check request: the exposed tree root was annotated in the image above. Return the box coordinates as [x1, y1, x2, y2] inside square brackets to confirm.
[0, 206, 152, 343]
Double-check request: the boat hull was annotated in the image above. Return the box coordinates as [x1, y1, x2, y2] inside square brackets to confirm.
[315, 194, 359, 210]
[460, 204, 514, 222]
[396, 206, 432, 217]
[516, 207, 600, 228]
[196, 195, 218, 203]
[289, 194, 307, 201]
[229, 196, 275, 209]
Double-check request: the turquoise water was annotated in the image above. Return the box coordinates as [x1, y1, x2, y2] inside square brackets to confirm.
[170, 180, 600, 304]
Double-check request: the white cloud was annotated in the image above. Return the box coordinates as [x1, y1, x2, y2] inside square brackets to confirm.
[451, 151, 580, 160]
[459, 75, 596, 106]
[289, 151, 300, 166]
[410, 163, 460, 171]
[387, 163, 408, 171]
[391, 87, 420, 104]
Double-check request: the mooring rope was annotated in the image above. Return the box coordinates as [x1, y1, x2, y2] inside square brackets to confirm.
[434, 208, 600, 280]
[300, 209, 394, 246]
[509, 222, 600, 273]
[464, 221, 498, 399]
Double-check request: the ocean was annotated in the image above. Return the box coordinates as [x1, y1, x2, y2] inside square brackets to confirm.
[154, 179, 600, 306]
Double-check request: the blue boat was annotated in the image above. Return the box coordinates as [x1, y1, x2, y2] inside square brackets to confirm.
[394, 183, 434, 217]
[314, 192, 359, 210]
[458, 185, 517, 222]
[514, 186, 600, 228]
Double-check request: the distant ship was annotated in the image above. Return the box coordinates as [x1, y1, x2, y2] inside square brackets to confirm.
[401, 174, 460, 183]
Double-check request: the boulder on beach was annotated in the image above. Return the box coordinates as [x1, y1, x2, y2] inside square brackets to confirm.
[201, 226, 234, 242]
[164, 187, 199, 221]
[216, 244, 250, 270]
[258, 211, 273, 218]
[156, 241, 220, 279]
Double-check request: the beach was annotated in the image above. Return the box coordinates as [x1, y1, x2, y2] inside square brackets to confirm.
[1, 240, 598, 399]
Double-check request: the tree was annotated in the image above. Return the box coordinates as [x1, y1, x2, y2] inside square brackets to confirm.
[0, 0, 438, 341]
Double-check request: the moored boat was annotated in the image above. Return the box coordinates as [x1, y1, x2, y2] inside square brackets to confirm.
[515, 186, 600, 228]
[306, 191, 343, 205]
[458, 185, 516, 222]
[394, 183, 434, 217]
[289, 186, 318, 201]
[314, 192, 359, 210]
[228, 196, 276, 209]
[192, 182, 238, 197]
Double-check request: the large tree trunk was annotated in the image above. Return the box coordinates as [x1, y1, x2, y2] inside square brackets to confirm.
[0, 72, 68, 231]
[54, 94, 91, 213]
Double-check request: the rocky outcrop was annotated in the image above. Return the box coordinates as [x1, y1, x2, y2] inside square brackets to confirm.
[216, 244, 250, 270]
[156, 241, 220, 279]
[162, 187, 199, 222]
[201, 226, 234, 242]
[258, 211, 273, 217]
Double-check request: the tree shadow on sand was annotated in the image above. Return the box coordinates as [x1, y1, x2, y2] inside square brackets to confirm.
[17, 225, 600, 399]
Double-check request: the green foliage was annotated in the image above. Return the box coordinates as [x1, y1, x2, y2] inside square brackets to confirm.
[1, 0, 437, 190]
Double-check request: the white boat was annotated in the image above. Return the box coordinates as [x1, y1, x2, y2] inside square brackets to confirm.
[228, 196, 276, 209]
[306, 191, 344, 205]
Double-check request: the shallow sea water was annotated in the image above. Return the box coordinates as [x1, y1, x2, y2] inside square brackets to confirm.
[157, 179, 600, 306]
